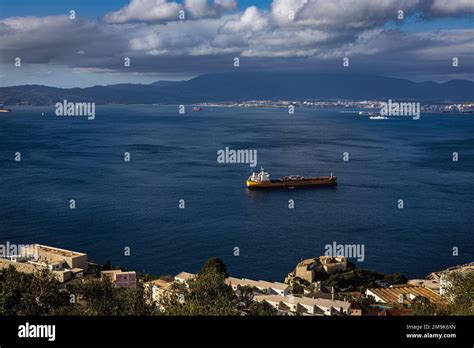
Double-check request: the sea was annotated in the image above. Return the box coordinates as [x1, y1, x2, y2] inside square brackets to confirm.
[0, 105, 473, 281]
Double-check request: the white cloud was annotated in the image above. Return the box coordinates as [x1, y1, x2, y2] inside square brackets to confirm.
[184, 0, 237, 18]
[220, 6, 269, 32]
[0, 0, 472, 82]
[430, 0, 474, 15]
[103, 0, 237, 23]
[270, 0, 308, 24]
[270, 0, 426, 29]
[103, 0, 182, 23]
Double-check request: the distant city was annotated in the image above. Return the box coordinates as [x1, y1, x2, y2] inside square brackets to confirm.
[198, 100, 474, 114]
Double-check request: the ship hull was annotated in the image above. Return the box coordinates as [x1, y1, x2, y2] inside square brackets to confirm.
[246, 176, 337, 189]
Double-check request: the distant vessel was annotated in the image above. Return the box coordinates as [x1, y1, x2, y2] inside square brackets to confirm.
[358, 111, 380, 116]
[193, 106, 202, 112]
[246, 168, 337, 189]
[369, 115, 389, 120]
[0, 104, 11, 112]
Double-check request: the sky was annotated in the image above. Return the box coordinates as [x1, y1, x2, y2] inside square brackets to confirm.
[0, 0, 473, 87]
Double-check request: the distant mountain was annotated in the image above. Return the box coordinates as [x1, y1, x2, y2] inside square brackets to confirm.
[0, 72, 472, 105]
[150, 80, 182, 87]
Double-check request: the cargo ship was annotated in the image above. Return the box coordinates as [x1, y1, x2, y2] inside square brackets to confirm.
[246, 168, 337, 189]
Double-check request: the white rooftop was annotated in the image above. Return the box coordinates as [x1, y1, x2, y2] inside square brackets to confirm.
[254, 294, 351, 311]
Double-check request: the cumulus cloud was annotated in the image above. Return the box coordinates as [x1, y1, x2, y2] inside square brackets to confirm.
[270, 0, 427, 29]
[0, 0, 473, 84]
[0, 15, 126, 65]
[103, 0, 182, 23]
[103, 0, 237, 23]
[185, 0, 237, 18]
[220, 6, 269, 32]
[430, 0, 474, 16]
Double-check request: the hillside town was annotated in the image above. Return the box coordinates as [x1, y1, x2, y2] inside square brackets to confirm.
[0, 243, 472, 316]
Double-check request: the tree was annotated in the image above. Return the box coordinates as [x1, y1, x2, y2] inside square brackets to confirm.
[290, 283, 304, 295]
[289, 277, 308, 294]
[0, 266, 33, 315]
[72, 277, 156, 316]
[444, 272, 474, 316]
[73, 277, 120, 315]
[0, 266, 70, 315]
[247, 301, 278, 316]
[384, 272, 408, 285]
[199, 258, 228, 278]
[115, 283, 157, 316]
[236, 285, 254, 308]
[411, 296, 438, 316]
[102, 260, 112, 271]
[165, 258, 238, 315]
[362, 294, 377, 305]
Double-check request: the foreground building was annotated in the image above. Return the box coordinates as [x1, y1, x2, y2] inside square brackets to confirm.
[226, 277, 289, 296]
[350, 302, 411, 316]
[144, 278, 174, 307]
[175, 271, 195, 285]
[174, 272, 290, 296]
[254, 294, 352, 316]
[407, 262, 474, 295]
[407, 278, 441, 293]
[101, 270, 137, 288]
[365, 286, 444, 306]
[153, 270, 352, 316]
[0, 244, 88, 283]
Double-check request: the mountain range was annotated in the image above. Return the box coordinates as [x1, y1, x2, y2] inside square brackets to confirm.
[0, 72, 472, 105]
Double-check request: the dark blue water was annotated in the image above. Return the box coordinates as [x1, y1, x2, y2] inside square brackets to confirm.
[1, 106, 473, 281]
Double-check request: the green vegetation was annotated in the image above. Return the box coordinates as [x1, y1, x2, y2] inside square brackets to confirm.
[162, 258, 277, 315]
[324, 269, 408, 292]
[0, 258, 279, 316]
[411, 296, 439, 316]
[406, 272, 474, 316]
[384, 272, 408, 285]
[199, 257, 229, 278]
[443, 272, 474, 315]
[164, 258, 239, 315]
[246, 301, 278, 316]
[288, 276, 309, 295]
[0, 266, 160, 316]
[1, 260, 471, 317]
[70, 277, 156, 316]
[0, 267, 69, 315]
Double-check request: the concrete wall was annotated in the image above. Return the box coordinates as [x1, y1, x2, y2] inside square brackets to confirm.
[0, 259, 37, 274]
[0, 259, 72, 283]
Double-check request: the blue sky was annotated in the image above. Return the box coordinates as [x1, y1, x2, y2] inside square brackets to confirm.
[0, 0, 272, 18]
[0, 0, 472, 87]
[1, 0, 471, 29]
